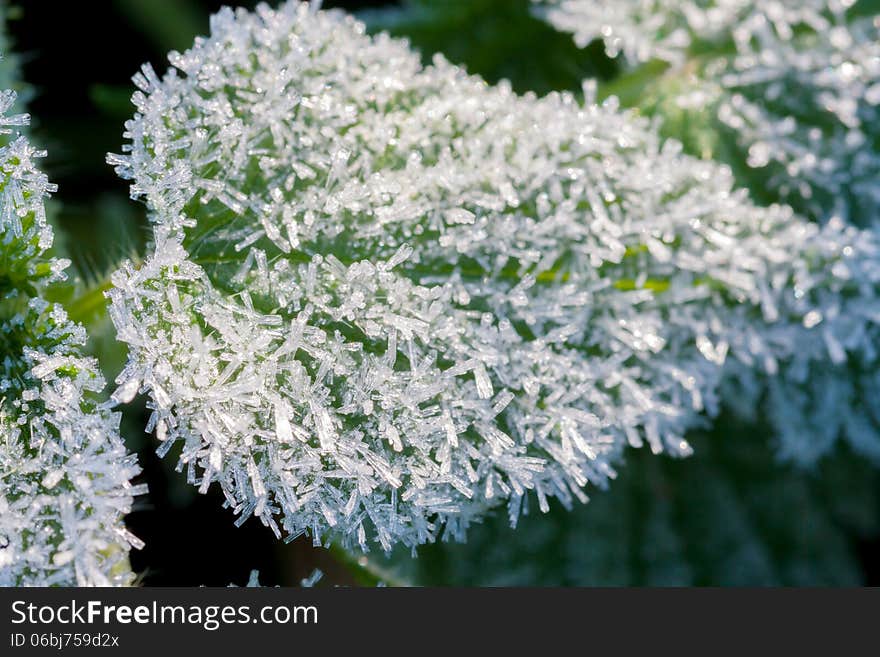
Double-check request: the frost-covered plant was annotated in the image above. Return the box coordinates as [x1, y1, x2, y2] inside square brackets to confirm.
[0, 66, 144, 585]
[533, 0, 841, 64]
[717, 10, 880, 226]
[108, 0, 880, 553]
[535, 0, 880, 227]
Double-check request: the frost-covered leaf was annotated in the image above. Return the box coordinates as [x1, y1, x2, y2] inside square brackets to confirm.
[108, 0, 880, 554]
[0, 302, 145, 586]
[536, 0, 880, 226]
[715, 9, 880, 226]
[0, 51, 143, 586]
[533, 0, 847, 64]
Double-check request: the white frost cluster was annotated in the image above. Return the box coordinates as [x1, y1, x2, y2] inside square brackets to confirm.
[108, 1, 880, 552]
[535, 0, 880, 226]
[533, 0, 847, 64]
[0, 81, 144, 586]
[718, 12, 880, 226]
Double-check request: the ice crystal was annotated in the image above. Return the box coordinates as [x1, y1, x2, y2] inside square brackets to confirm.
[0, 73, 143, 586]
[535, 0, 880, 226]
[109, 1, 880, 552]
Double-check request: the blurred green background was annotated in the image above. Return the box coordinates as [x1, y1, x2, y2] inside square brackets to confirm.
[9, 0, 880, 585]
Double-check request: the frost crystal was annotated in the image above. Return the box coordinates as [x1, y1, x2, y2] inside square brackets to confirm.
[0, 72, 143, 586]
[535, 0, 880, 226]
[109, 1, 880, 552]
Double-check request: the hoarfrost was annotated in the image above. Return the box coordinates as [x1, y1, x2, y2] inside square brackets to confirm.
[535, 0, 880, 226]
[108, 1, 880, 552]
